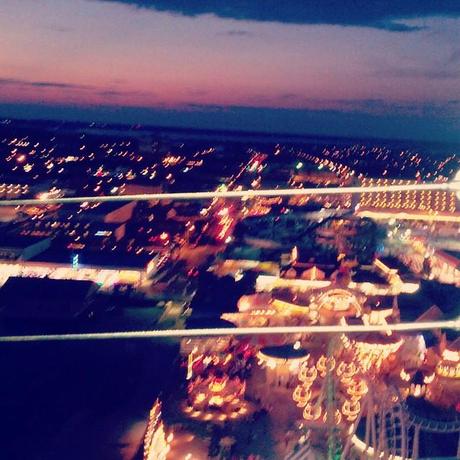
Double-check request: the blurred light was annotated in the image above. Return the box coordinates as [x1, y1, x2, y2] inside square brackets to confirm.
[454, 170, 460, 201]
[37, 192, 49, 201]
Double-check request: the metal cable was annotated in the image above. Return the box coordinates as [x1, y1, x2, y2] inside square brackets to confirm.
[0, 182, 456, 206]
[0, 319, 458, 342]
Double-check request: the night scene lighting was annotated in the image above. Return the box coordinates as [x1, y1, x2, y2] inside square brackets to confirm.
[0, 1, 459, 459]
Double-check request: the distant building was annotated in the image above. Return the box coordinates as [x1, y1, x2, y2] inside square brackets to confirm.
[0, 182, 29, 199]
[359, 178, 458, 221]
[431, 250, 460, 286]
[0, 249, 164, 288]
[57, 201, 136, 224]
[0, 235, 51, 261]
[82, 201, 137, 224]
[0, 206, 20, 223]
[119, 182, 162, 196]
[18, 219, 126, 248]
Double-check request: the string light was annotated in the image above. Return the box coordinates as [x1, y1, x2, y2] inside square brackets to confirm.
[143, 400, 170, 460]
[293, 351, 368, 425]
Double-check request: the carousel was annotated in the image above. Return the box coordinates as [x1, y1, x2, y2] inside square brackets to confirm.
[292, 341, 369, 427]
[181, 324, 256, 423]
[257, 344, 310, 388]
[183, 369, 252, 422]
[343, 337, 460, 459]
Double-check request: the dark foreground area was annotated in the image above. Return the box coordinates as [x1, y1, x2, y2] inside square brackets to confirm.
[0, 338, 179, 460]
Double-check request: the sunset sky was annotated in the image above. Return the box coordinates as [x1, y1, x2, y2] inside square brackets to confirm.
[1, 1, 460, 141]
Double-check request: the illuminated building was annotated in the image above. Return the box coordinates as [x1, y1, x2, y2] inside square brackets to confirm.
[425, 341, 460, 410]
[290, 165, 354, 209]
[0, 182, 29, 199]
[345, 333, 403, 373]
[72, 200, 137, 224]
[184, 370, 250, 422]
[143, 399, 171, 460]
[180, 328, 255, 422]
[0, 250, 164, 288]
[181, 334, 234, 381]
[344, 337, 460, 459]
[435, 346, 460, 381]
[396, 236, 460, 285]
[246, 196, 282, 217]
[18, 219, 126, 248]
[256, 275, 419, 296]
[358, 177, 458, 221]
[0, 206, 19, 223]
[429, 250, 460, 286]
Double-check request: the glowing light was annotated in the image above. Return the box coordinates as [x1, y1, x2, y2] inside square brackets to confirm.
[257, 350, 309, 368]
[442, 349, 459, 362]
[294, 352, 367, 424]
[37, 192, 49, 201]
[72, 254, 79, 269]
[454, 170, 460, 201]
[436, 361, 460, 379]
[209, 378, 227, 393]
[303, 403, 322, 421]
[352, 338, 403, 372]
[400, 369, 411, 382]
[143, 400, 170, 460]
[342, 400, 361, 421]
[410, 383, 426, 398]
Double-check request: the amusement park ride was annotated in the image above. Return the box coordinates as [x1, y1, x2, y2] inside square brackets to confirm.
[0, 175, 459, 460]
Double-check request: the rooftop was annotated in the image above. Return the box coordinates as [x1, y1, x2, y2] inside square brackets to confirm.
[0, 234, 50, 249]
[0, 276, 95, 320]
[31, 247, 155, 269]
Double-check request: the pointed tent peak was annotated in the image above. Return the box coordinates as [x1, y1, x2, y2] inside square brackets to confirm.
[300, 265, 325, 280]
[285, 267, 297, 279]
[415, 305, 444, 323]
[447, 337, 460, 353]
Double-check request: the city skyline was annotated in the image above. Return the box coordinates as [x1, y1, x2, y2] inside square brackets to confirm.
[1, 1, 460, 141]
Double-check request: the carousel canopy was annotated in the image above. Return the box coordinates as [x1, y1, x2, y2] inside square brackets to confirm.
[186, 317, 235, 329]
[259, 345, 309, 360]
